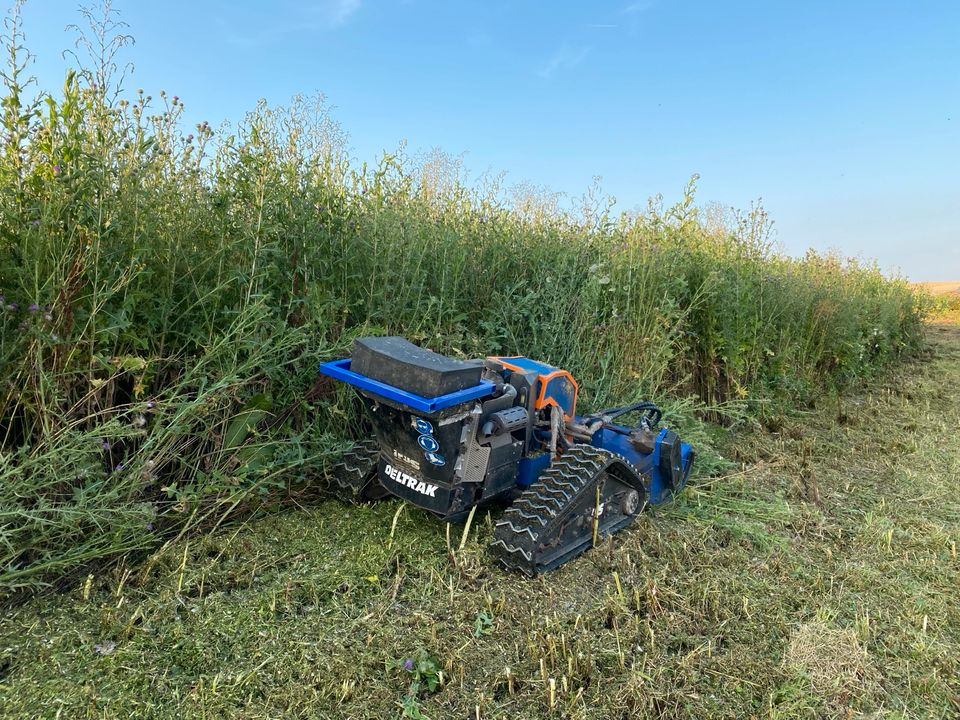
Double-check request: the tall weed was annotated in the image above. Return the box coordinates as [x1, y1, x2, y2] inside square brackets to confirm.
[0, 4, 924, 592]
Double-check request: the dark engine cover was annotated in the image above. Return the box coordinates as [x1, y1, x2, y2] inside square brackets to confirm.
[363, 398, 471, 518]
[352, 336, 482, 398]
[361, 394, 522, 521]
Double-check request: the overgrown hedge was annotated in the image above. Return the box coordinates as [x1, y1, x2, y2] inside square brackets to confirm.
[0, 7, 924, 592]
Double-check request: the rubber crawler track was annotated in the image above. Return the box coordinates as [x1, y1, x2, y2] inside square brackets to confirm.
[327, 438, 380, 503]
[490, 444, 646, 575]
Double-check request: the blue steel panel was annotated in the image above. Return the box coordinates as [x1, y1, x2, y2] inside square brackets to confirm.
[517, 452, 552, 487]
[588, 423, 691, 503]
[589, 426, 654, 473]
[543, 375, 576, 418]
[318, 358, 495, 413]
[677, 442, 694, 491]
[494, 356, 558, 375]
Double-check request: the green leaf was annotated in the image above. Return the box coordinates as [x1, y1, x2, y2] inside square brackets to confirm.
[223, 395, 273, 450]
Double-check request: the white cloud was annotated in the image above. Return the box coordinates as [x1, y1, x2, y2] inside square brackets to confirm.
[622, 1, 654, 14]
[329, 0, 362, 27]
[538, 46, 590, 79]
[621, 1, 654, 35]
[219, 0, 363, 47]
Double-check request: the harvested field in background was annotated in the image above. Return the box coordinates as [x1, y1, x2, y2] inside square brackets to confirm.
[917, 281, 960, 296]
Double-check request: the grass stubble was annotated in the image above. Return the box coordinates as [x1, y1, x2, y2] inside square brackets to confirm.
[2, 324, 958, 718]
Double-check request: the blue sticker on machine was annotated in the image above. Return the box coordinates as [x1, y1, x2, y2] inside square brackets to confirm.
[414, 418, 434, 435]
[417, 435, 440, 453]
[425, 451, 446, 466]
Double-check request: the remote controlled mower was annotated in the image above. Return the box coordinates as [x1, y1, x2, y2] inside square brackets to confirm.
[319, 337, 694, 574]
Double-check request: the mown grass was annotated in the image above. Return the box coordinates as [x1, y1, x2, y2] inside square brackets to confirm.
[2, 323, 958, 719]
[0, 4, 927, 594]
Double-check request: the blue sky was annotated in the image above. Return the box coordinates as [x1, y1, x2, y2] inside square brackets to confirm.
[16, 0, 960, 280]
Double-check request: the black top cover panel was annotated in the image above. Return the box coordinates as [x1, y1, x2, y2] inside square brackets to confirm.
[351, 336, 483, 398]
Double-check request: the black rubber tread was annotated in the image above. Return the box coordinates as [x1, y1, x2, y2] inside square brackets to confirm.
[490, 444, 646, 575]
[326, 438, 382, 503]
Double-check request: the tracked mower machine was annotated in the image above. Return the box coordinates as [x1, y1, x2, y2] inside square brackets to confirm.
[319, 337, 694, 574]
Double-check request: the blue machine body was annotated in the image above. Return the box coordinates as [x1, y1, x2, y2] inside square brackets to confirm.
[319, 353, 692, 505]
[587, 424, 693, 503]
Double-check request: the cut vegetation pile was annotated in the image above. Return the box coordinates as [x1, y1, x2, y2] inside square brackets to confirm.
[0, 5, 925, 602]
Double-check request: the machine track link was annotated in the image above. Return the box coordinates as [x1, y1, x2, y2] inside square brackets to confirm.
[326, 438, 383, 503]
[490, 444, 646, 575]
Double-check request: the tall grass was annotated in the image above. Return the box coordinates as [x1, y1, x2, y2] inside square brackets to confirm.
[0, 4, 925, 593]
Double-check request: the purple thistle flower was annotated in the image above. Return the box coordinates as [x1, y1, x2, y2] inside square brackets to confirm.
[403, 658, 414, 671]
[186, 134, 194, 142]
[115, 463, 125, 472]
[53, 164, 61, 175]
[101, 440, 111, 450]
[7, 302, 18, 311]
[172, 96, 179, 104]
[146, 522, 154, 531]
[28, 303, 38, 312]
[0, 295, 5, 304]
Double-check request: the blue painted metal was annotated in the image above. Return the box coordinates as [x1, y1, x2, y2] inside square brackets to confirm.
[517, 452, 552, 487]
[542, 374, 576, 418]
[588, 424, 653, 472]
[587, 423, 692, 504]
[318, 358, 495, 413]
[321, 353, 693, 502]
[493, 356, 558, 375]
[678, 443, 694, 491]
